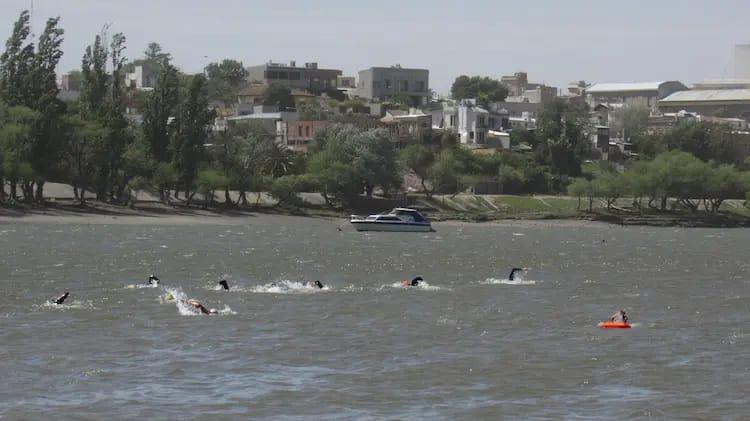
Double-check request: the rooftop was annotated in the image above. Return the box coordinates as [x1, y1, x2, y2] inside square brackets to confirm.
[587, 82, 666, 93]
[659, 89, 750, 103]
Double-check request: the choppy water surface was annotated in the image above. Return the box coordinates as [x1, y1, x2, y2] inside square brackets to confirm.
[1, 215, 749, 419]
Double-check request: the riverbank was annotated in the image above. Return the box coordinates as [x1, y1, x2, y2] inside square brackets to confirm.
[2, 194, 750, 228]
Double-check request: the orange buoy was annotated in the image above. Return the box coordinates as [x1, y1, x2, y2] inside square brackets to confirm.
[598, 321, 631, 329]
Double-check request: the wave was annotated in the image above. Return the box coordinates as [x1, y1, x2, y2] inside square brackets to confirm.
[125, 283, 159, 289]
[384, 281, 444, 291]
[40, 300, 96, 310]
[251, 280, 330, 294]
[481, 277, 536, 285]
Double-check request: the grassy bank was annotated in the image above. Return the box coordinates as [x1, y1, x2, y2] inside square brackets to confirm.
[3, 192, 750, 228]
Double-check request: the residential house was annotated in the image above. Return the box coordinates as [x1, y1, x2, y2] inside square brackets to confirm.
[380, 109, 432, 149]
[224, 105, 299, 146]
[246, 61, 342, 93]
[501, 71, 558, 104]
[356, 65, 430, 105]
[125, 65, 157, 90]
[286, 120, 331, 152]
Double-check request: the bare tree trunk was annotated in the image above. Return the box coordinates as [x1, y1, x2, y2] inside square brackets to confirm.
[224, 188, 232, 206]
[0, 177, 5, 202]
[35, 181, 44, 203]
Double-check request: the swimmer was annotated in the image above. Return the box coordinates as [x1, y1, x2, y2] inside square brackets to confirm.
[609, 309, 628, 323]
[401, 276, 423, 287]
[218, 280, 229, 290]
[303, 280, 324, 289]
[52, 291, 69, 305]
[508, 268, 527, 281]
[148, 274, 160, 286]
[184, 299, 217, 315]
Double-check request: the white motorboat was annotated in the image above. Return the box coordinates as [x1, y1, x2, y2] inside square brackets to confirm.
[350, 208, 433, 232]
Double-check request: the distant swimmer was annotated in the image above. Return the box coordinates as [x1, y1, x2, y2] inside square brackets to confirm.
[508, 268, 528, 281]
[52, 291, 70, 305]
[148, 274, 160, 286]
[303, 280, 324, 289]
[184, 299, 217, 315]
[401, 276, 423, 287]
[218, 280, 230, 290]
[609, 309, 628, 324]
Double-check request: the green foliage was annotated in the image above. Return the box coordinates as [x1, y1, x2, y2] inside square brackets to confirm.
[400, 144, 435, 195]
[269, 175, 304, 208]
[196, 169, 229, 206]
[143, 62, 179, 162]
[305, 125, 401, 206]
[172, 74, 214, 199]
[451, 75, 509, 104]
[205, 59, 247, 104]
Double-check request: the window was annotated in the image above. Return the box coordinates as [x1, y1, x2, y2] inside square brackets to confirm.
[306, 126, 310, 137]
[449, 115, 456, 126]
[417, 80, 425, 92]
[266, 70, 278, 79]
[290, 72, 301, 80]
[278, 71, 288, 80]
[298, 126, 303, 137]
[373, 81, 381, 89]
[400, 80, 409, 91]
[469, 131, 474, 140]
[385, 79, 392, 89]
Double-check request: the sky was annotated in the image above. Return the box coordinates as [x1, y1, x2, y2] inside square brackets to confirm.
[1, 0, 749, 94]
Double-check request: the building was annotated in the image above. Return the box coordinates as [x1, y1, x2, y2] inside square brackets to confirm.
[658, 89, 750, 119]
[586, 81, 688, 112]
[124, 65, 157, 90]
[380, 109, 432, 149]
[236, 84, 267, 107]
[500, 72, 558, 104]
[336, 76, 356, 89]
[693, 79, 750, 90]
[430, 101, 506, 146]
[356, 65, 430, 105]
[224, 105, 299, 145]
[246, 61, 342, 93]
[286, 120, 331, 152]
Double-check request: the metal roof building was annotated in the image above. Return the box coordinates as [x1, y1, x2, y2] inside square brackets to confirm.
[658, 89, 750, 118]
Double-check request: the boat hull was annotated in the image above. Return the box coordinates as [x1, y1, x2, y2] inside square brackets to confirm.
[350, 221, 433, 232]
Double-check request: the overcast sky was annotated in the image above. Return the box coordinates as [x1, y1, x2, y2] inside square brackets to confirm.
[1, 0, 749, 94]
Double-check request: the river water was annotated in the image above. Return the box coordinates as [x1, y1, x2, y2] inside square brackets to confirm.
[0, 215, 748, 419]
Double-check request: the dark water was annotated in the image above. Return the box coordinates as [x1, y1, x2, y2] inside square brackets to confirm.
[1, 215, 749, 420]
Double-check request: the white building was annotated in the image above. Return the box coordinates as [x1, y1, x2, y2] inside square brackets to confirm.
[124, 65, 157, 91]
[429, 101, 507, 146]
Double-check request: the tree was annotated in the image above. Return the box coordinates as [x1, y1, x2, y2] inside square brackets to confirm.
[61, 115, 106, 205]
[205, 59, 248, 103]
[451, 75, 509, 104]
[0, 11, 35, 107]
[305, 125, 401, 207]
[143, 42, 171, 65]
[400, 144, 435, 196]
[535, 99, 590, 182]
[196, 169, 229, 208]
[263, 83, 294, 110]
[567, 178, 596, 211]
[0, 102, 38, 201]
[24, 16, 65, 202]
[142, 63, 179, 164]
[610, 105, 650, 141]
[172, 74, 213, 203]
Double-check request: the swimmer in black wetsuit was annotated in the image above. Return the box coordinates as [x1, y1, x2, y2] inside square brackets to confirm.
[148, 274, 160, 286]
[508, 268, 526, 281]
[53, 291, 69, 305]
[303, 280, 324, 289]
[401, 276, 423, 287]
[218, 280, 229, 290]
